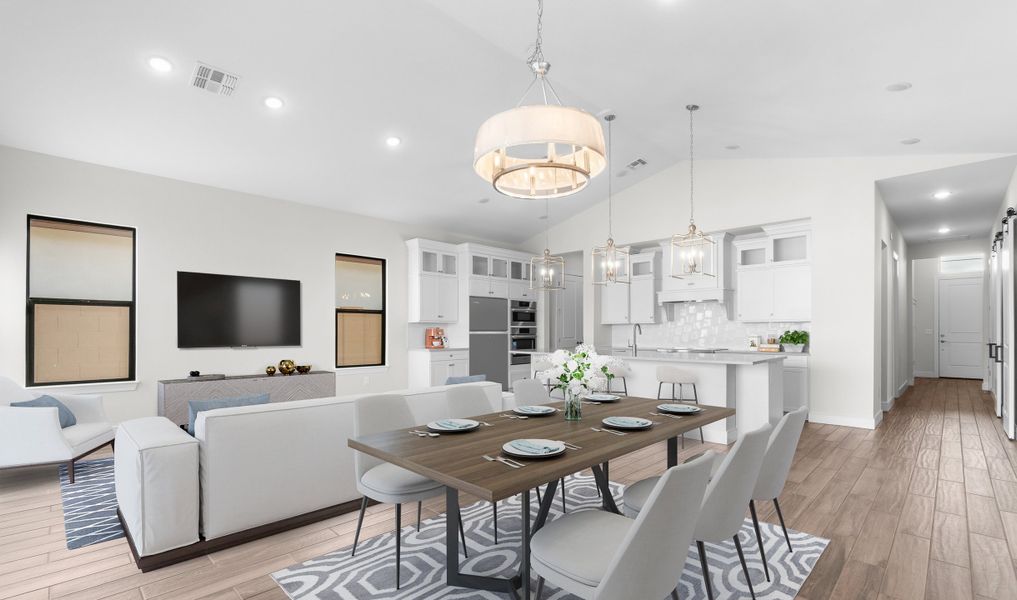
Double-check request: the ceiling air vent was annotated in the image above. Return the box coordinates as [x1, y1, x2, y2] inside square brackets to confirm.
[618, 157, 647, 177]
[190, 62, 239, 97]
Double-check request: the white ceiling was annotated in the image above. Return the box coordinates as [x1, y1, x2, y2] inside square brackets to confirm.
[877, 156, 1017, 243]
[1, 0, 1016, 243]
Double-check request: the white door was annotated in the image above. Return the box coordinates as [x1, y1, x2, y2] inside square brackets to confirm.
[990, 250, 1003, 417]
[1003, 226, 1015, 439]
[938, 276, 984, 379]
[555, 275, 582, 350]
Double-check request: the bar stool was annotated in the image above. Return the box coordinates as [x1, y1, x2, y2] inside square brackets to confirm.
[656, 365, 705, 448]
[606, 363, 629, 395]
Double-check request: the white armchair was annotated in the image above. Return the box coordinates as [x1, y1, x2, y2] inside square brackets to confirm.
[0, 376, 115, 483]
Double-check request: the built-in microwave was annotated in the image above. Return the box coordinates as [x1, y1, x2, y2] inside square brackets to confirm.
[511, 300, 536, 324]
[511, 336, 537, 351]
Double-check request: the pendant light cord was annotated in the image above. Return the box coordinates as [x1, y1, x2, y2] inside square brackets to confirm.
[688, 106, 695, 226]
[545, 198, 550, 250]
[607, 115, 614, 239]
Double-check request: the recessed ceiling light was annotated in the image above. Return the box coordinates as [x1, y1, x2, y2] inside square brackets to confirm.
[147, 56, 173, 73]
[264, 97, 284, 110]
[900, 138, 921, 145]
[933, 190, 951, 200]
[938, 227, 951, 234]
[725, 145, 741, 150]
[385, 136, 402, 147]
[885, 82, 912, 92]
[538, 215, 548, 220]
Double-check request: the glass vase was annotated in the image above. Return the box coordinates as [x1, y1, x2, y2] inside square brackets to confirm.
[564, 390, 583, 421]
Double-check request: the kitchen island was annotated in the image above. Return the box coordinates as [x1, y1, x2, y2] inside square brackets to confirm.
[530, 350, 785, 444]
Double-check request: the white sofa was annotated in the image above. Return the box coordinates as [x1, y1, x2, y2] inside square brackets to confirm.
[116, 381, 508, 559]
[0, 376, 115, 483]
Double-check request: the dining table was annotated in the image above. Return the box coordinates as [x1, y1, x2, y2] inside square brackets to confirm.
[347, 395, 735, 599]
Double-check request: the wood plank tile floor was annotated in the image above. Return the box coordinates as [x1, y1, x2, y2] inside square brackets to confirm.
[2, 378, 1016, 599]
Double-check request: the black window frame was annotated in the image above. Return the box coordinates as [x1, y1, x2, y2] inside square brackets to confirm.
[26, 215, 137, 387]
[335, 252, 387, 369]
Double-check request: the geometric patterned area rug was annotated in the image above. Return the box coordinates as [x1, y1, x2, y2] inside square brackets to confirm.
[58, 458, 125, 550]
[273, 473, 828, 599]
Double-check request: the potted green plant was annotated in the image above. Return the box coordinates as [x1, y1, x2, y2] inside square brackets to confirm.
[779, 330, 809, 353]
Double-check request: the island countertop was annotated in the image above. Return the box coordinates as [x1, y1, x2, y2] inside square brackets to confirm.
[521, 350, 784, 366]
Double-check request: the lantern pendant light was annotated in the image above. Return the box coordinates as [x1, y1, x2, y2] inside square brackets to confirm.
[530, 198, 566, 291]
[592, 114, 630, 285]
[473, 0, 606, 200]
[670, 104, 716, 278]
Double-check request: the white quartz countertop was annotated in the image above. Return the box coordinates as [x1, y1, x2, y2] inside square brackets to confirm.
[523, 350, 784, 365]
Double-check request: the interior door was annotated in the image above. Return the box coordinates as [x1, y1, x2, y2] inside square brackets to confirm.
[554, 274, 582, 350]
[1004, 224, 1015, 439]
[938, 276, 984, 379]
[991, 250, 1003, 417]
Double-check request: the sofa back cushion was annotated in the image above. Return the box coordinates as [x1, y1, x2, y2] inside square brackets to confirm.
[187, 394, 269, 435]
[11, 395, 77, 428]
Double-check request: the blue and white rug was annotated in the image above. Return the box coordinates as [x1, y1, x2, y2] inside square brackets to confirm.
[273, 473, 828, 599]
[58, 458, 125, 549]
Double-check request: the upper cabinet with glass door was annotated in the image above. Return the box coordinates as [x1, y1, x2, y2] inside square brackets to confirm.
[509, 259, 534, 300]
[407, 238, 460, 323]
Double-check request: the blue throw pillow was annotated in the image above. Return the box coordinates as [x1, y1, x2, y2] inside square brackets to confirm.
[11, 395, 77, 428]
[445, 374, 486, 385]
[187, 394, 270, 435]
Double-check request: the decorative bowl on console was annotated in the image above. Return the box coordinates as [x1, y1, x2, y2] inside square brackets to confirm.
[278, 360, 296, 375]
[296, 365, 312, 374]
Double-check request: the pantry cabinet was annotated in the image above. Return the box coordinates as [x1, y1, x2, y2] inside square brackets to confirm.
[407, 239, 460, 323]
[733, 221, 812, 323]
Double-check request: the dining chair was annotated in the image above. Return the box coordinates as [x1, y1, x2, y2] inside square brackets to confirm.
[529, 451, 715, 600]
[748, 406, 809, 582]
[624, 423, 772, 600]
[507, 378, 575, 508]
[351, 393, 466, 589]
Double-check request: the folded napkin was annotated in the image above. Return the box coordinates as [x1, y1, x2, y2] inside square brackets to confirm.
[510, 440, 559, 455]
[437, 419, 472, 429]
[517, 406, 550, 413]
[606, 417, 647, 427]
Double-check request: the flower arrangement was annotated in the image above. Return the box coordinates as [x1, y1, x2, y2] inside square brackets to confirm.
[548, 344, 623, 420]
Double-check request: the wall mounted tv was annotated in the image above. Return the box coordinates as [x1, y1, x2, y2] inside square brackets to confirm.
[177, 271, 301, 348]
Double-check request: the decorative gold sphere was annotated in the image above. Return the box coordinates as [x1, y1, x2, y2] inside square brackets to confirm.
[278, 359, 296, 375]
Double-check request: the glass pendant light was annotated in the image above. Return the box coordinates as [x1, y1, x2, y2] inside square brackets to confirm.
[670, 104, 716, 278]
[530, 198, 566, 291]
[592, 113, 630, 285]
[473, 0, 606, 199]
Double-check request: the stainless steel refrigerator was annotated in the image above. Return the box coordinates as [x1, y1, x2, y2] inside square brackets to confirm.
[469, 296, 509, 390]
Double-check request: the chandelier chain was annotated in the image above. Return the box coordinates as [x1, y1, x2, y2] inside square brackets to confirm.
[526, 0, 545, 66]
[689, 106, 695, 225]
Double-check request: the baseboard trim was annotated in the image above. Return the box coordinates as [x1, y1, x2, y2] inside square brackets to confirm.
[914, 370, 937, 378]
[808, 412, 878, 430]
[118, 497, 371, 572]
[882, 397, 895, 412]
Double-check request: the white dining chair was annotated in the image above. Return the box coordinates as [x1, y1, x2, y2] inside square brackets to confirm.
[749, 406, 809, 582]
[624, 423, 772, 600]
[351, 394, 466, 589]
[529, 451, 715, 600]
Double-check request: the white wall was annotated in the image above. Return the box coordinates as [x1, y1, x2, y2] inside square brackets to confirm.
[874, 184, 910, 418]
[525, 154, 1002, 429]
[0, 146, 518, 423]
[909, 239, 987, 260]
[911, 258, 939, 377]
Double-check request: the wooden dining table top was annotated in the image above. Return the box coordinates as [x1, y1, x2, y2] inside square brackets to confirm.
[348, 396, 735, 502]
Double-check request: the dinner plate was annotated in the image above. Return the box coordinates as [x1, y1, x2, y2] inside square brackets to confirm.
[426, 418, 480, 433]
[657, 403, 703, 415]
[502, 438, 567, 459]
[602, 416, 653, 430]
[584, 393, 620, 402]
[513, 405, 557, 416]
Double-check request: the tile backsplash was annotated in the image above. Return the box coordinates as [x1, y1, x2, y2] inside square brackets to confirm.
[609, 301, 808, 351]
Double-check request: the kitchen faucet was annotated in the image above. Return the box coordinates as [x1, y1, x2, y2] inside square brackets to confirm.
[632, 323, 642, 357]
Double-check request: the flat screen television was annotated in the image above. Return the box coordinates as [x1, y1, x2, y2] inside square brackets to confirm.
[177, 271, 301, 348]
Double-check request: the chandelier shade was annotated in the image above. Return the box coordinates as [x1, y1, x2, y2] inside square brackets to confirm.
[474, 105, 606, 199]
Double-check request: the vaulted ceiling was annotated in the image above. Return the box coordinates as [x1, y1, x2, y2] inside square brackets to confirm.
[1, 0, 1015, 242]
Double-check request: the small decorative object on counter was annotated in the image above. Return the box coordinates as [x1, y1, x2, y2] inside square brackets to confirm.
[189, 370, 201, 377]
[779, 330, 809, 353]
[278, 359, 297, 375]
[296, 365, 312, 374]
[265, 366, 277, 376]
[747, 336, 761, 350]
[548, 344, 625, 421]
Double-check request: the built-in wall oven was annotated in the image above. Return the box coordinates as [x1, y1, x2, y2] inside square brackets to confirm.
[511, 300, 537, 361]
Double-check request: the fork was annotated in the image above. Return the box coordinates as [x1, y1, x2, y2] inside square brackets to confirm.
[650, 412, 682, 419]
[590, 427, 627, 436]
[483, 454, 523, 468]
[562, 441, 583, 450]
[501, 414, 529, 419]
[479, 421, 494, 427]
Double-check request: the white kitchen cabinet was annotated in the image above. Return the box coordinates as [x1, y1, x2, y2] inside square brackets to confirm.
[407, 239, 460, 323]
[509, 281, 535, 301]
[509, 260, 535, 300]
[772, 265, 811, 321]
[509, 364, 531, 388]
[600, 283, 630, 324]
[467, 250, 510, 298]
[629, 251, 660, 324]
[782, 355, 809, 412]
[736, 269, 774, 321]
[409, 349, 469, 387]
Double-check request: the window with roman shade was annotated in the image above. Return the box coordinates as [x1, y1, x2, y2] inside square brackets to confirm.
[27, 216, 136, 386]
[335, 253, 386, 368]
